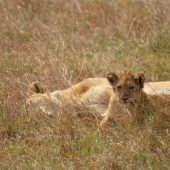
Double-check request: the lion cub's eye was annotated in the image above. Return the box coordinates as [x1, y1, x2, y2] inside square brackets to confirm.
[129, 86, 135, 90]
[117, 85, 122, 90]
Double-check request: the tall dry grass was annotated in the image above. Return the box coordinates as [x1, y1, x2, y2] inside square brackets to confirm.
[0, 0, 170, 169]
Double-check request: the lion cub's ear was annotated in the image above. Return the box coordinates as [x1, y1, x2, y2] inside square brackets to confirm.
[107, 72, 118, 85]
[27, 81, 46, 96]
[135, 73, 145, 88]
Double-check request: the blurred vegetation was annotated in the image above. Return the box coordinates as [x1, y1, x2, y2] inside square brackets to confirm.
[0, 0, 170, 169]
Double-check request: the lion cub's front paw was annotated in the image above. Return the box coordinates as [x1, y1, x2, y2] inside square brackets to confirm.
[99, 117, 110, 131]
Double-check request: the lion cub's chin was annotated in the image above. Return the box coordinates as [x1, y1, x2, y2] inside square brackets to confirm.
[118, 99, 137, 106]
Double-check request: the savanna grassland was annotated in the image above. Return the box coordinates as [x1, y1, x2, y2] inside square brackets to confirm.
[0, 0, 170, 169]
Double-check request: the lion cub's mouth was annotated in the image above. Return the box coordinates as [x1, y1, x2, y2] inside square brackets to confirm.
[120, 97, 129, 104]
[119, 100, 129, 105]
[121, 101, 129, 105]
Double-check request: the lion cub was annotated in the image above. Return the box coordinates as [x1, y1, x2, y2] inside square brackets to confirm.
[100, 71, 148, 128]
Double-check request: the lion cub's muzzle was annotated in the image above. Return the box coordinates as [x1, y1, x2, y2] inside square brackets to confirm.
[121, 97, 128, 103]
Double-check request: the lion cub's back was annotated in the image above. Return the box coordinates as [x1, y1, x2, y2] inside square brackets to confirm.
[144, 81, 170, 95]
[80, 84, 113, 104]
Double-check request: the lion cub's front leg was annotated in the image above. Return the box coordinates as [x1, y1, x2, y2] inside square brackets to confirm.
[99, 100, 115, 129]
[99, 97, 131, 129]
[99, 114, 111, 129]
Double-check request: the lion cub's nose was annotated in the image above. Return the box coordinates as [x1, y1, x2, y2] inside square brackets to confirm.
[121, 97, 128, 103]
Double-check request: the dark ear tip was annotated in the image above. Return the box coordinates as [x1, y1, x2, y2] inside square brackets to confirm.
[138, 72, 145, 79]
[107, 72, 114, 78]
[138, 72, 144, 76]
[106, 72, 117, 79]
[106, 72, 118, 84]
[136, 72, 145, 88]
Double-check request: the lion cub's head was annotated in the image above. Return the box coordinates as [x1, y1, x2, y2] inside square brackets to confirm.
[107, 71, 145, 104]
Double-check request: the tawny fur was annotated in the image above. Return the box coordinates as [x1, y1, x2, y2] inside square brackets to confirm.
[27, 73, 170, 123]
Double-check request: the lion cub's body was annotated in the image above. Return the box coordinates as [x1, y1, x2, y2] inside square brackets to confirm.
[27, 76, 170, 119]
[28, 78, 112, 115]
